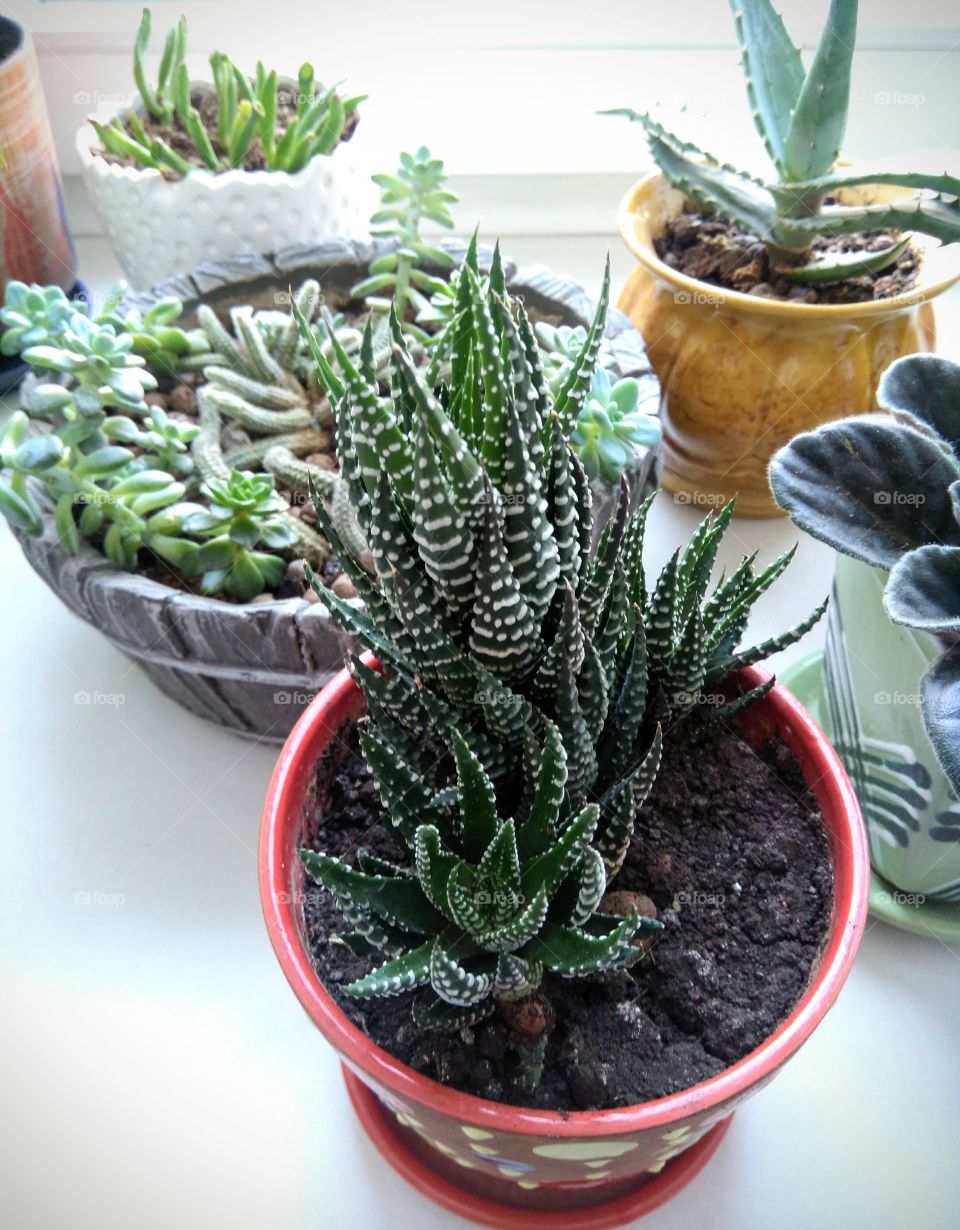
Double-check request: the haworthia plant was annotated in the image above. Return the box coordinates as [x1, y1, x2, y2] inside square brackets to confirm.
[605, 0, 960, 283]
[296, 244, 824, 1028]
[770, 352, 960, 799]
[93, 8, 363, 177]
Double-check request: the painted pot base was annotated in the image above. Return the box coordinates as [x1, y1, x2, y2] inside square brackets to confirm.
[781, 651, 960, 943]
[343, 1066, 732, 1228]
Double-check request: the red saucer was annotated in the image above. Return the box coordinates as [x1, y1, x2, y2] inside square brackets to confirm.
[343, 1066, 733, 1229]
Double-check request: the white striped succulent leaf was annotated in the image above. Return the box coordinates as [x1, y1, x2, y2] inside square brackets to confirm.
[295, 249, 823, 1011]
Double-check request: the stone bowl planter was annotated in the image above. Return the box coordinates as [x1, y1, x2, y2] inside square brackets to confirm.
[76, 88, 372, 290]
[11, 241, 661, 743]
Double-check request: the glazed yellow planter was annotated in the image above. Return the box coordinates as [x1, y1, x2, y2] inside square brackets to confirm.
[617, 174, 960, 517]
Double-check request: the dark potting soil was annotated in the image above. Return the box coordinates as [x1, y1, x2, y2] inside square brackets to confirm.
[95, 84, 358, 175]
[302, 717, 833, 1112]
[656, 207, 920, 304]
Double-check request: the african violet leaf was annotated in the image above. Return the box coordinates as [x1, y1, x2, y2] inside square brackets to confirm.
[878, 354, 960, 456]
[769, 416, 960, 567]
[885, 546, 960, 634]
[921, 643, 960, 800]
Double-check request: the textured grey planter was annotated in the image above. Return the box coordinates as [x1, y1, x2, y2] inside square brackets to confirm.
[14, 240, 661, 741]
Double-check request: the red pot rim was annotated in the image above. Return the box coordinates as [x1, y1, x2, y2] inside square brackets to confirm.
[259, 659, 869, 1138]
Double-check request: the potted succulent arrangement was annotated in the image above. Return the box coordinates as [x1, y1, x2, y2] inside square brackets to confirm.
[1, 151, 661, 742]
[607, 0, 960, 516]
[259, 251, 869, 1225]
[0, 16, 81, 392]
[77, 8, 369, 289]
[770, 353, 960, 940]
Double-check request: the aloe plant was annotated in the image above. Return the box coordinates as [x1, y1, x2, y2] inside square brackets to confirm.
[295, 245, 823, 1031]
[770, 352, 960, 799]
[606, 0, 960, 284]
[93, 8, 362, 177]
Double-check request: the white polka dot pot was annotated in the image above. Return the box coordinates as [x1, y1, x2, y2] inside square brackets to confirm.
[260, 656, 871, 1227]
[75, 92, 371, 290]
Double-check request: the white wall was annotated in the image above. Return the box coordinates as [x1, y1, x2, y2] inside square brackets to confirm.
[10, 0, 959, 233]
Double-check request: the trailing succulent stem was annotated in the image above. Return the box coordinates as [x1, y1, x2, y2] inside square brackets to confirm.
[352, 146, 459, 340]
[96, 8, 363, 177]
[295, 243, 824, 1035]
[605, 0, 960, 283]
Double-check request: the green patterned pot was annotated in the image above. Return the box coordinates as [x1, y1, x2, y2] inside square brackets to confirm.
[824, 553, 960, 901]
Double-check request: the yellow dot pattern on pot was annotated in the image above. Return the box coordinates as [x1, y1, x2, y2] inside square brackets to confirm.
[531, 1140, 639, 1160]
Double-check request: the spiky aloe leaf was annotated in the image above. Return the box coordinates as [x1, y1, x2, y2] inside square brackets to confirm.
[578, 639, 610, 742]
[344, 942, 434, 998]
[324, 318, 414, 502]
[704, 676, 775, 723]
[300, 850, 444, 934]
[446, 862, 489, 934]
[595, 782, 636, 877]
[677, 502, 734, 621]
[782, 0, 857, 181]
[778, 236, 910, 285]
[609, 111, 777, 238]
[730, 0, 804, 176]
[537, 582, 586, 703]
[430, 943, 492, 1006]
[469, 270, 512, 487]
[554, 638, 598, 803]
[305, 566, 413, 675]
[545, 416, 583, 588]
[392, 345, 487, 517]
[413, 996, 496, 1032]
[579, 482, 629, 636]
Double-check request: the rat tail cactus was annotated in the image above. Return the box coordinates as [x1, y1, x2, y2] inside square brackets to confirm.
[292, 245, 824, 1033]
[606, 0, 960, 283]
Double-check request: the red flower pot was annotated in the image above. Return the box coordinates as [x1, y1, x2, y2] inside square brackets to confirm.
[260, 661, 869, 1228]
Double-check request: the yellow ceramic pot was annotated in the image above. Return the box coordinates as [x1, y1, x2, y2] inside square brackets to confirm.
[617, 174, 960, 517]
